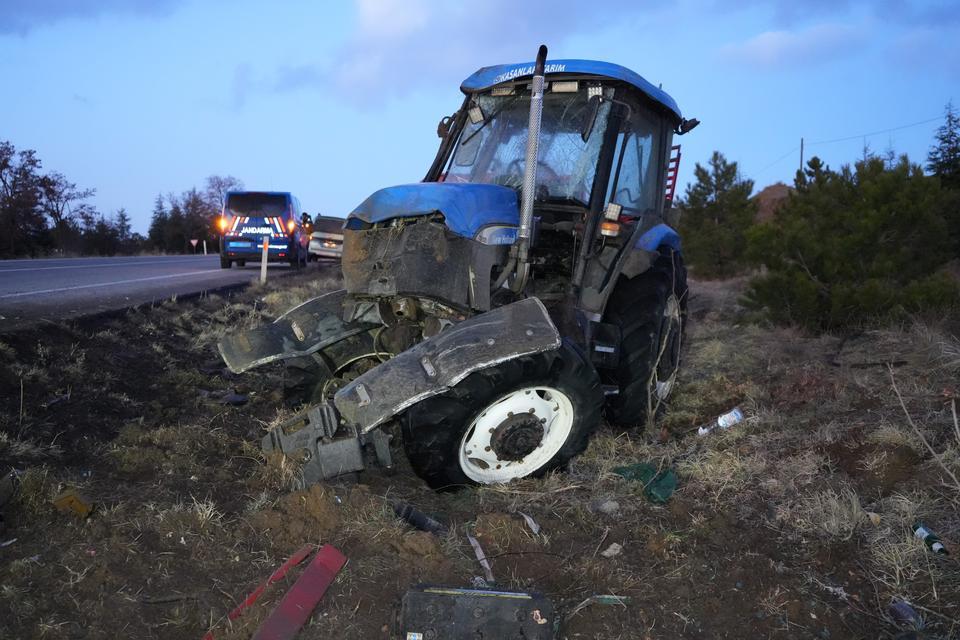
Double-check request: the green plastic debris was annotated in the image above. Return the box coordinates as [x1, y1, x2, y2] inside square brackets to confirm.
[611, 462, 677, 503]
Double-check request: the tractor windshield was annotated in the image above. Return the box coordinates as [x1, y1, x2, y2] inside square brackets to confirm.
[445, 89, 612, 206]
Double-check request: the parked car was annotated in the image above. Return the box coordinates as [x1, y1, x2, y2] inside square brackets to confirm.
[308, 215, 345, 260]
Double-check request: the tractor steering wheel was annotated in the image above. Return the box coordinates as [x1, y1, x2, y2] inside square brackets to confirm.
[504, 158, 559, 184]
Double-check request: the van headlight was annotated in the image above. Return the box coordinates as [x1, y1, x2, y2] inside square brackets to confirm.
[475, 225, 518, 245]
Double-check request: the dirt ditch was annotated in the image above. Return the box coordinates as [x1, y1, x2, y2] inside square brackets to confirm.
[1, 273, 958, 639]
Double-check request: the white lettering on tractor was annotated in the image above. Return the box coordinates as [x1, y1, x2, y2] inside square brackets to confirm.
[492, 63, 566, 85]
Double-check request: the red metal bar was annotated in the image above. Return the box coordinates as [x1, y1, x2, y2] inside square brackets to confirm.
[251, 545, 347, 640]
[201, 544, 315, 640]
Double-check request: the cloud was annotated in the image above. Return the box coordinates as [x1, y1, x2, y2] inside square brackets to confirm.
[719, 23, 864, 69]
[719, 0, 854, 26]
[242, 0, 661, 106]
[0, 0, 180, 36]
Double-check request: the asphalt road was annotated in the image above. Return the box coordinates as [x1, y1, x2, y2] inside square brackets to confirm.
[0, 255, 292, 330]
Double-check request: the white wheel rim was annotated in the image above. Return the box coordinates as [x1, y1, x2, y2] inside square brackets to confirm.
[458, 386, 574, 484]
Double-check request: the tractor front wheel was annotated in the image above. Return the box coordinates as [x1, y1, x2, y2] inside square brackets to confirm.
[400, 341, 602, 490]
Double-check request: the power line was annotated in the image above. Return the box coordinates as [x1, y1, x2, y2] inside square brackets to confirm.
[751, 113, 946, 178]
[754, 145, 800, 176]
[808, 115, 945, 146]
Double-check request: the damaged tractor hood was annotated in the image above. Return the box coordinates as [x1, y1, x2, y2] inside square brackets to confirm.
[346, 183, 519, 240]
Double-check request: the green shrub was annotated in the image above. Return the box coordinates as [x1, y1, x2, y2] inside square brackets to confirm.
[744, 155, 960, 329]
[678, 151, 757, 278]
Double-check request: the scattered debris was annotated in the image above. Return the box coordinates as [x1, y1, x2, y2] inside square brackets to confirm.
[0, 538, 16, 548]
[0, 470, 18, 534]
[399, 585, 555, 640]
[592, 499, 621, 515]
[43, 392, 71, 409]
[600, 542, 623, 558]
[567, 594, 630, 619]
[202, 544, 314, 639]
[888, 598, 923, 628]
[466, 534, 495, 584]
[221, 390, 249, 406]
[52, 488, 94, 519]
[518, 511, 541, 535]
[198, 388, 248, 405]
[913, 523, 948, 555]
[140, 592, 197, 605]
[393, 501, 448, 535]
[697, 406, 745, 436]
[470, 576, 490, 589]
[251, 544, 347, 640]
[611, 462, 677, 503]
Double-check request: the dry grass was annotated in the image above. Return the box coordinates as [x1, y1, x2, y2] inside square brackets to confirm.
[781, 487, 866, 540]
[1, 274, 959, 639]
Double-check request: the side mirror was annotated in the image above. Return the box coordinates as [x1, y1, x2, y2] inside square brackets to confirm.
[581, 95, 602, 142]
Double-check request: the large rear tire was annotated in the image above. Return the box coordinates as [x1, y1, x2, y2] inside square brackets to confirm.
[603, 248, 688, 429]
[400, 341, 602, 490]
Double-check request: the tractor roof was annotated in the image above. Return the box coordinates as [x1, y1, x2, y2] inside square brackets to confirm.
[460, 59, 681, 120]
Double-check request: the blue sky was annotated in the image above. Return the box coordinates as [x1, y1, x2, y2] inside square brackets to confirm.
[1, 0, 957, 233]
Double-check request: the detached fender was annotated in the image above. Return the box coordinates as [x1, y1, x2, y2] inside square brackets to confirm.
[334, 297, 561, 433]
[218, 289, 376, 373]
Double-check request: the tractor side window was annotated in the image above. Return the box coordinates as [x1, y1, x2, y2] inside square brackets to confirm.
[607, 105, 661, 215]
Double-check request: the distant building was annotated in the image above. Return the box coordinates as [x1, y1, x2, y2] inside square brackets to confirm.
[753, 182, 794, 222]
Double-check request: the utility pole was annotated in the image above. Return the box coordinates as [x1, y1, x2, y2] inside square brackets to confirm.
[800, 137, 804, 171]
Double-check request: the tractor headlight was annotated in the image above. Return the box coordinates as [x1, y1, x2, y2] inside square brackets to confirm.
[475, 225, 518, 246]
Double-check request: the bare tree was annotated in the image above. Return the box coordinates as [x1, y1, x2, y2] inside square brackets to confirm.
[39, 171, 95, 250]
[0, 141, 46, 256]
[204, 175, 244, 215]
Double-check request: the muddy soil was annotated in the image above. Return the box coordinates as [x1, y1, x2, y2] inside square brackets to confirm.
[0, 273, 957, 639]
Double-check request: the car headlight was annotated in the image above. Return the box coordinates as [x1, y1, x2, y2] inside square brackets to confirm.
[475, 225, 518, 246]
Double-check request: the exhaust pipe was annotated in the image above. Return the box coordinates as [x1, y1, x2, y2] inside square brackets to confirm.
[510, 44, 548, 293]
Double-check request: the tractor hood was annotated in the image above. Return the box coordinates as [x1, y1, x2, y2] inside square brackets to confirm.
[346, 183, 519, 240]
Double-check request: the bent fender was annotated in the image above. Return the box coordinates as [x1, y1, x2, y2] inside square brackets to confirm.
[334, 297, 561, 433]
[218, 289, 375, 373]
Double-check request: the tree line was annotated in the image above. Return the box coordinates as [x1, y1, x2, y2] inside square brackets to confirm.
[0, 138, 241, 258]
[677, 102, 960, 329]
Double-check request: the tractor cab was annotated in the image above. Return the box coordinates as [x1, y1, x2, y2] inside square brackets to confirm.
[343, 59, 696, 319]
[436, 60, 685, 221]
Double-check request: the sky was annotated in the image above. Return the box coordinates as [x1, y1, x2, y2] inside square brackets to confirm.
[0, 0, 957, 233]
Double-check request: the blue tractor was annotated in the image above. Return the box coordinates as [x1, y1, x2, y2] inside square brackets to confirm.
[218, 46, 699, 489]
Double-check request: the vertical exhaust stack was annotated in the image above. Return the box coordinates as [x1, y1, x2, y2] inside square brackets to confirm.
[510, 44, 548, 292]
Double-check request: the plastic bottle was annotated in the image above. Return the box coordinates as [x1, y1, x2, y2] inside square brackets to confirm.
[697, 407, 745, 436]
[913, 523, 948, 555]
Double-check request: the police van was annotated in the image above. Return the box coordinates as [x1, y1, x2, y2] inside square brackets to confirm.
[218, 191, 309, 268]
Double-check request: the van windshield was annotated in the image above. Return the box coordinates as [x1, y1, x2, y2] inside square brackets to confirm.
[226, 193, 289, 218]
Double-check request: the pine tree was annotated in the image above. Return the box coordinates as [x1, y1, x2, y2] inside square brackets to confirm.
[745, 155, 959, 329]
[147, 194, 168, 251]
[928, 102, 960, 188]
[677, 151, 756, 277]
